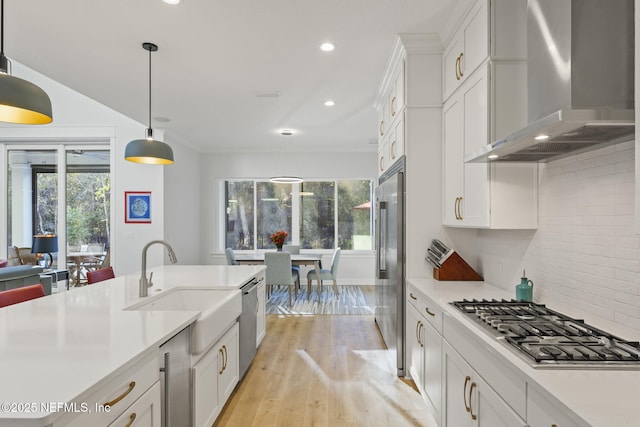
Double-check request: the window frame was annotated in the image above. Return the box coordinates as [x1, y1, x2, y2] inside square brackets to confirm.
[220, 178, 373, 252]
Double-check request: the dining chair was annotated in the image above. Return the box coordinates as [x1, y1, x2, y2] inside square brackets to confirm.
[0, 283, 46, 308]
[225, 248, 238, 265]
[87, 266, 115, 284]
[307, 248, 341, 298]
[265, 252, 299, 306]
[282, 245, 301, 283]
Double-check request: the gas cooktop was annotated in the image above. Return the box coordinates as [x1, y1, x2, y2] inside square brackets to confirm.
[451, 299, 640, 369]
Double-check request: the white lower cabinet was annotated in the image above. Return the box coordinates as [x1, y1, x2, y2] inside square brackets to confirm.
[443, 341, 526, 427]
[407, 286, 443, 424]
[527, 386, 581, 427]
[257, 280, 266, 346]
[192, 322, 239, 427]
[108, 382, 161, 427]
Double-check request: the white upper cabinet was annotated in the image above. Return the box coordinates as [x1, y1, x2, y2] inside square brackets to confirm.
[441, 0, 538, 229]
[442, 0, 488, 101]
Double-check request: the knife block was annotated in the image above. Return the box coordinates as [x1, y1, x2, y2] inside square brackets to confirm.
[433, 251, 483, 281]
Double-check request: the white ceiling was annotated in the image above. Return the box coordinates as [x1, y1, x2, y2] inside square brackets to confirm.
[6, 0, 458, 153]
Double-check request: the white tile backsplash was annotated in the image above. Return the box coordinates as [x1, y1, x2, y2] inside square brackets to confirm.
[477, 142, 640, 340]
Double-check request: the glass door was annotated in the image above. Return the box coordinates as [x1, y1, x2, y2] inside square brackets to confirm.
[6, 147, 110, 287]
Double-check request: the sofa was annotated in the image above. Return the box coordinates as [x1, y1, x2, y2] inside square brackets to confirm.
[0, 265, 52, 295]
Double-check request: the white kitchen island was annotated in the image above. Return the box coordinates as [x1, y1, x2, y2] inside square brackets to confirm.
[0, 265, 265, 427]
[408, 278, 639, 427]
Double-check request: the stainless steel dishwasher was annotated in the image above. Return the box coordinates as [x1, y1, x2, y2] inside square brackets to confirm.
[239, 277, 260, 379]
[159, 325, 192, 427]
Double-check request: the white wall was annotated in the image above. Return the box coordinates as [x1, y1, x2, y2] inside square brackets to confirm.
[163, 139, 201, 265]
[199, 150, 378, 284]
[0, 62, 169, 275]
[474, 142, 640, 340]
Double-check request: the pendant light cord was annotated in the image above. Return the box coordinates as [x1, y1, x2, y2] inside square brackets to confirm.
[147, 45, 152, 129]
[1, 0, 4, 55]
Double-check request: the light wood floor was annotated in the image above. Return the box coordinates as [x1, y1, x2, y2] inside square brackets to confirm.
[214, 315, 438, 427]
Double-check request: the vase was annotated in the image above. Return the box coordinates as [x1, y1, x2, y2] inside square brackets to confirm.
[276, 244, 283, 252]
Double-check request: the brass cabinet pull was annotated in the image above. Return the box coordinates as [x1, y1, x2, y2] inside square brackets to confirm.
[409, 293, 417, 300]
[469, 382, 477, 420]
[390, 140, 396, 159]
[463, 376, 471, 412]
[453, 198, 459, 220]
[415, 321, 420, 344]
[380, 120, 385, 136]
[103, 381, 136, 408]
[223, 345, 228, 372]
[219, 347, 225, 374]
[455, 56, 460, 80]
[458, 52, 464, 78]
[419, 322, 424, 347]
[391, 96, 397, 117]
[457, 197, 463, 220]
[124, 412, 137, 427]
[425, 307, 435, 317]
[380, 155, 384, 172]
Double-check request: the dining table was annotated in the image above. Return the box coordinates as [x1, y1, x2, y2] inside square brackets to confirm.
[66, 251, 106, 287]
[234, 252, 324, 299]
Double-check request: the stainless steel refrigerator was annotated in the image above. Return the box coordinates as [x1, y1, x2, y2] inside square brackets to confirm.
[374, 158, 405, 377]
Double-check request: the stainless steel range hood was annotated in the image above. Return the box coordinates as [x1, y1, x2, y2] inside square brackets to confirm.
[465, 0, 634, 163]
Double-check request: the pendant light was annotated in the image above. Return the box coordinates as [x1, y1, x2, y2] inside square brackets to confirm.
[125, 42, 174, 165]
[269, 129, 303, 183]
[0, 0, 52, 124]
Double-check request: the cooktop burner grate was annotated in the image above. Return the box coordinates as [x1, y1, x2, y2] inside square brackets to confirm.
[450, 299, 640, 368]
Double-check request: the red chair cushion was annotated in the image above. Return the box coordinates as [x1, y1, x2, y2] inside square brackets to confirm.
[0, 284, 46, 308]
[87, 267, 115, 284]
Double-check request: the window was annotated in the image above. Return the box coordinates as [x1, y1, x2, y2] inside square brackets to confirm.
[6, 148, 110, 270]
[223, 179, 372, 251]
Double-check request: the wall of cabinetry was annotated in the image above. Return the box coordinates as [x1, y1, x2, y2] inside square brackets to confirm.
[441, 0, 538, 229]
[375, 34, 443, 279]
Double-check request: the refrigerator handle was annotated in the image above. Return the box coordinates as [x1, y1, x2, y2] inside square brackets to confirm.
[377, 200, 388, 279]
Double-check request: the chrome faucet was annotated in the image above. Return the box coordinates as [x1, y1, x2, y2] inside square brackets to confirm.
[139, 240, 178, 297]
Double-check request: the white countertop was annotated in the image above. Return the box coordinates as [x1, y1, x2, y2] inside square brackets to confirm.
[408, 277, 639, 427]
[0, 265, 265, 426]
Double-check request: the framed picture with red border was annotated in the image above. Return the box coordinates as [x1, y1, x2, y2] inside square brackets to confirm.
[125, 191, 151, 223]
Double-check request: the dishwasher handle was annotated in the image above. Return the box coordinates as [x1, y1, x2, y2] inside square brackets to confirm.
[242, 278, 260, 295]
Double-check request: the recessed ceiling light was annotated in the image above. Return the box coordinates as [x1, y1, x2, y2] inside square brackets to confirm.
[324, 100, 335, 107]
[488, 154, 499, 160]
[163, 0, 180, 4]
[535, 134, 550, 141]
[320, 42, 335, 52]
[154, 116, 171, 123]
[280, 129, 293, 136]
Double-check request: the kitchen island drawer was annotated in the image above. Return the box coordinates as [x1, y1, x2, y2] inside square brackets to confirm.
[59, 350, 159, 427]
[407, 282, 443, 333]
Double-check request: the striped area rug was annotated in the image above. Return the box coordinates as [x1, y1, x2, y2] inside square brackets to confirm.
[266, 285, 375, 315]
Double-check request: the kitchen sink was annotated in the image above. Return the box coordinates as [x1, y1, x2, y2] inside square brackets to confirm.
[126, 288, 242, 355]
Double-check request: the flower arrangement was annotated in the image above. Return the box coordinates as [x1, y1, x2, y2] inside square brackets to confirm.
[270, 230, 288, 247]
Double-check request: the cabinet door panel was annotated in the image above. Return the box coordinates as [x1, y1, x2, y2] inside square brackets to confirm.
[407, 303, 425, 392]
[442, 97, 463, 225]
[462, 0, 488, 78]
[193, 344, 221, 427]
[444, 344, 471, 427]
[461, 70, 489, 226]
[423, 320, 442, 415]
[443, 37, 463, 101]
[218, 324, 239, 403]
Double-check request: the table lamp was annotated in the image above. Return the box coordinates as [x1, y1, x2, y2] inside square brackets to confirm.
[32, 235, 58, 269]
